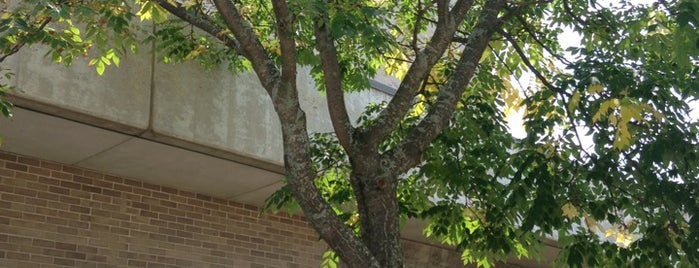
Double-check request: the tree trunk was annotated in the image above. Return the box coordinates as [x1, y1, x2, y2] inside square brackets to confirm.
[349, 149, 403, 267]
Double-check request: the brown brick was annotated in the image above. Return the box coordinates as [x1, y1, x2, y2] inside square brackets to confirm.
[28, 166, 51, 176]
[48, 186, 69, 195]
[77, 245, 98, 254]
[82, 170, 104, 179]
[37, 191, 60, 201]
[43, 248, 64, 257]
[158, 213, 176, 222]
[6, 251, 30, 260]
[142, 182, 160, 191]
[25, 181, 48, 192]
[103, 174, 123, 183]
[123, 179, 142, 187]
[40, 161, 61, 171]
[67, 220, 89, 229]
[132, 202, 149, 210]
[55, 242, 77, 251]
[99, 189, 120, 198]
[65, 251, 86, 260]
[92, 194, 112, 203]
[62, 166, 83, 175]
[72, 176, 92, 184]
[22, 213, 45, 222]
[38, 176, 60, 186]
[57, 226, 78, 235]
[15, 172, 37, 181]
[17, 157, 40, 166]
[46, 217, 68, 226]
[179, 190, 196, 198]
[195, 193, 212, 202]
[2, 193, 24, 202]
[203, 202, 220, 210]
[30, 254, 53, 264]
[54, 258, 76, 266]
[60, 195, 81, 205]
[139, 210, 158, 218]
[71, 189, 91, 199]
[82, 185, 102, 194]
[148, 233, 167, 242]
[69, 205, 90, 214]
[57, 210, 80, 220]
[50, 171, 72, 180]
[5, 162, 27, 172]
[33, 238, 55, 248]
[111, 226, 129, 236]
[60, 181, 82, 190]
[132, 187, 151, 196]
[160, 186, 178, 195]
[150, 191, 168, 200]
[167, 236, 184, 244]
[127, 260, 147, 267]
[92, 179, 113, 188]
[0, 168, 14, 177]
[176, 216, 194, 225]
[0, 153, 16, 162]
[113, 184, 132, 193]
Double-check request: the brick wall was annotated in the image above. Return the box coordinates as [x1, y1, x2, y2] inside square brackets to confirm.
[0, 151, 464, 267]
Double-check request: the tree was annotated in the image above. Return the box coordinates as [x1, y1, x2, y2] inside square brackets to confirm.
[2, 0, 698, 267]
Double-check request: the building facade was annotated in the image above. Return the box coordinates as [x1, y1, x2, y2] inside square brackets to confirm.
[0, 44, 554, 267]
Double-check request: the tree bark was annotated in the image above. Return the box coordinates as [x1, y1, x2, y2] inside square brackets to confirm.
[349, 146, 403, 267]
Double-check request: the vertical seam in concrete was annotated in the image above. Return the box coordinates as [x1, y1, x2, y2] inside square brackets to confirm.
[73, 22, 159, 166]
[147, 21, 157, 131]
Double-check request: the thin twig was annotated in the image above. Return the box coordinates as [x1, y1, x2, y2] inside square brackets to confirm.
[0, 16, 52, 63]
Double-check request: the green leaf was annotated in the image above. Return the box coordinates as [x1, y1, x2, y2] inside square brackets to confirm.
[95, 60, 105, 75]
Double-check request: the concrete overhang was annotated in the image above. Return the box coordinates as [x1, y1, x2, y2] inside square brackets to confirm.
[1, 105, 285, 205]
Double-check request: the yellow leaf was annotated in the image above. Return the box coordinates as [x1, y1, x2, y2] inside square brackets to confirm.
[584, 214, 598, 232]
[409, 100, 426, 117]
[613, 123, 632, 150]
[568, 90, 580, 112]
[619, 105, 641, 122]
[561, 202, 579, 220]
[587, 83, 604, 95]
[605, 227, 615, 238]
[616, 231, 633, 247]
[592, 98, 619, 123]
[136, 3, 153, 21]
[609, 114, 618, 125]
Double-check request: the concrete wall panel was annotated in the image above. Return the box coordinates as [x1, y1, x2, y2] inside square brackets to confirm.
[12, 46, 151, 129]
[152, 62, 284, 163]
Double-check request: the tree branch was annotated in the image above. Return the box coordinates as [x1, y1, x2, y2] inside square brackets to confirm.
[562, 0, 587, 28]
[0, 16, 52, 63]
[208, 1, 375, 266]
[156, 0, 246, 57]
[270, 0, 298, 104]
[499, 29, 564, 95]
[314, 8, 355, 154]
[387, 0, 508, 173]
[357, 0, 475, 148]
[211, 0, 279, 92]
[515, 15, 572, 65]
